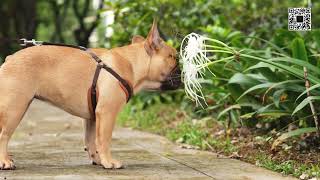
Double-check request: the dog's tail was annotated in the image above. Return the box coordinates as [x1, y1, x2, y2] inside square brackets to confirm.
[2, 55, 12, 64]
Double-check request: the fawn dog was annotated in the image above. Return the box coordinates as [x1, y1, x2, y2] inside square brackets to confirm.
[0, 21, 181, 170]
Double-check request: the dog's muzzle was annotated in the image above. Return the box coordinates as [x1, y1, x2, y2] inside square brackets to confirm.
[160, 65, 182, 91]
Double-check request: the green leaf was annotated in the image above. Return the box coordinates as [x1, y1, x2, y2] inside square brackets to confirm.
[242, 54, 320, 84]
[258, 67, 280, 82]
[240, 35, 288, 55]
[272, 127, 317, 149]
[270, 57, 319, 76]
[241, 111, 291, 119]
[262, 80, 303, 103]
[228, 73, 260, 86]
[312, 30, 320, 49]
[292, 96, 320, 115]
[244, 62, 270, 72]
[226, 31, 243, 40]
[217, 104, 241, 119]
[273, 89, 285, 108]
[237, 83, 273, 101]
[243, 60, 282, 82]
[273, 29, 299, 51]
[295, 84, 320, 103]
[253, 102, 291, 118]
[291, 37, 308, 62]
[238, 102, 263, 109]
[255, 103, 275, 114]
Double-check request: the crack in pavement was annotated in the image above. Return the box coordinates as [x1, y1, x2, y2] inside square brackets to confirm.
[134, 142, 217, 179]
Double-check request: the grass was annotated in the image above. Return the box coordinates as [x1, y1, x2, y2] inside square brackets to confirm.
[117, 102, 320, 179]
[256, 154, 320, 178]
[118, 102, 236, 153]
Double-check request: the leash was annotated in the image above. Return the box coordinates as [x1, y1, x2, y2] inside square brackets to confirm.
[19, 38, 133, 121]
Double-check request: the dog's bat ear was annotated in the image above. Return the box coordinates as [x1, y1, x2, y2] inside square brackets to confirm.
[131, 35, 145, 44]
[146, 19, 163, 52]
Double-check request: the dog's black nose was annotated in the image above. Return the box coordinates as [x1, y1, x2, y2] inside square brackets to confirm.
[160, 67, 182, 91]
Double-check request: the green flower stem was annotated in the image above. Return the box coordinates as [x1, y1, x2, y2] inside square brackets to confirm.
[204, 38, 230, 48]
[241, 49, 289, 57]
[204, 45, 231, 51]
[197, 56, 234, 69]
[202, 50, 234, 54]
[203, 38, 235, 52]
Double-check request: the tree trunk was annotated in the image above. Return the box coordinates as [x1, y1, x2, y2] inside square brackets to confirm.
[0, 0, 38, 58]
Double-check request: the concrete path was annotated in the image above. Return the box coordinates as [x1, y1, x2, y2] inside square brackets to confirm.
[1, 100, 296, 180]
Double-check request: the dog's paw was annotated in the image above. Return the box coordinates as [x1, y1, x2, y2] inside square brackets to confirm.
[0, 158, 15, 170]
[101, 159, 123, 169]
[85, 148, 101, 165]
[92, 158, 101, 166]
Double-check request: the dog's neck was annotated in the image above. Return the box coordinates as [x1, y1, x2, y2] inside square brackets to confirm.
[111, 43, 152, 92]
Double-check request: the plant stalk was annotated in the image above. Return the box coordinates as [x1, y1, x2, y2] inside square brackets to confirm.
[303, 67, 320, 136]
[224, 103, 232, 138]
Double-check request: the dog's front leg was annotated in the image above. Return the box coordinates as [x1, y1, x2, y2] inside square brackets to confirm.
[95, 96, 125, 169]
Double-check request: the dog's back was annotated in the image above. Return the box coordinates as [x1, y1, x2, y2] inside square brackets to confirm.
[0, 46, 97, 118]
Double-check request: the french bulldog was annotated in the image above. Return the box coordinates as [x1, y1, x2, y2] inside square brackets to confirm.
[0, 20, 181, 170]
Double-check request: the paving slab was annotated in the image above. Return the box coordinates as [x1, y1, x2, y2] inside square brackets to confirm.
[0, 100, 296, 180]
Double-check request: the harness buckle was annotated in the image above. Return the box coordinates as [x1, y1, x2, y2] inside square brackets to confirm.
[19, 38, 43, 46]
[98, 61, 104, 67]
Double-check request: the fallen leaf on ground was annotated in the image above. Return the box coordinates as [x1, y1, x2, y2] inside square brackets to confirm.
[228, 152, 242, 159]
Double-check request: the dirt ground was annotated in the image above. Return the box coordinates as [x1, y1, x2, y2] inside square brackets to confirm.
[0, 100, 296, 180]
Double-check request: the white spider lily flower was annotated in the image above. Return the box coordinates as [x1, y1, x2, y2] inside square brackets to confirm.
[180, 33, 211, 106]
[182, 61, 206, 105]
[184, 34, 203, 59]
[181, 33, 210, 66]
[180, 33, 236, 106]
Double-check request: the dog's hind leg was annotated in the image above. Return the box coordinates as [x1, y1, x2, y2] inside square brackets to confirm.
[0, 97, 33, 170]
[83, 119, 101, 165]
[0, 86, 34, 170]
[0, 110, 15, 170]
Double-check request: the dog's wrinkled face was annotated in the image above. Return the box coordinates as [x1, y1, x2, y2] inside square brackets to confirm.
[132, 21, 182, 91]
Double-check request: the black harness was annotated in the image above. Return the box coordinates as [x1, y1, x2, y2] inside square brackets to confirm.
[19, 39, 133, 120]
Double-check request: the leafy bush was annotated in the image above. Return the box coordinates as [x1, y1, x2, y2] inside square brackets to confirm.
[184, 29, 320, 144]
[105, 0, 320, 143]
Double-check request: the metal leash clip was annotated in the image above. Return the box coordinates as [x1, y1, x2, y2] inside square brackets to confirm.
[19, 38, 43, 46]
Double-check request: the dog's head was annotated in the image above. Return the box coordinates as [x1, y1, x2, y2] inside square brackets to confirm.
[132, 20, 182, 91]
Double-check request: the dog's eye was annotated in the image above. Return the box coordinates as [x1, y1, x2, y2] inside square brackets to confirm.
[169, 54, 175, 59]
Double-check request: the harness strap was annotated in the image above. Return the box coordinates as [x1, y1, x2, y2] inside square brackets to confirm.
[88, 64, 102, 120]
[101, 63, 132, 101]
[40, 41, 133, 101]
